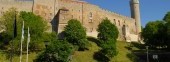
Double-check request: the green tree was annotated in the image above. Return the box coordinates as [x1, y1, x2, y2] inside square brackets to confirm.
[0, 8, 19, 42]
[163, 11, 170, 49]
[35, 39, 73, 62]
[97, 18, 119, 58]
[163, 12, 170, 22]
[64, 19, 89, 50]
[142, 21, 166, 49]
[0, 8, 47, 52]
[19, 11, 47, 51]
[97, 18, 119, 41]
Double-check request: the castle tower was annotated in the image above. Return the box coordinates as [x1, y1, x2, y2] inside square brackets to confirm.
[130, 0, 141, 34]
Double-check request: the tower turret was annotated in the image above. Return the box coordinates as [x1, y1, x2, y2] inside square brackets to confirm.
[130, 0, 141, 34]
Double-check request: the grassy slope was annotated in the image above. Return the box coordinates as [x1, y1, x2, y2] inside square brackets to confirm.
[111, 41, 132, 62]
[0, 41, 133, 62]
[71, 41, 100, 62]
[71, 41, 133, 62]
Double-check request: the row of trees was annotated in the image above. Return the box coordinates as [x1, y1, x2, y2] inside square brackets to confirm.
[0, 8, 119, 62]
[36, 18, 119, 61]
[142, 12, 170, 50]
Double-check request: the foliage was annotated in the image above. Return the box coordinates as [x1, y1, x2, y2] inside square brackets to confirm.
[97, 18, 119, 41]
[0, 8, 18, 42]
[142, 11, 170, 49]
[0, 8, 47, 52]
[35, 39, 73, 62]
[64, 19, 89, 50]
[164, 12, 170, 49]
[100, 39, 117, 58]
[97, 18, 119, 58]
[142, 21, 166, 48]
[163, 12, 170, 22]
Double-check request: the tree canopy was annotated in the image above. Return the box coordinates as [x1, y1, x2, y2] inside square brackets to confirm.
[163, 12, 170, 22]
[97, 18, 119, 41]
[35, 39, 73, 62]
[0, 8, 47, 52]
[142, 11, 170, 49]
[142, 21, 166, 48]
[64, 19, 89, 50]
[97, 18, 119, 58]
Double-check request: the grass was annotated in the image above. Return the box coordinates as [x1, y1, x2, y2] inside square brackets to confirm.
[71, 38, 135, 62]
[0, 51, 38, 62]
[111, 41, 132, 62]
[71, 41, 100, 62]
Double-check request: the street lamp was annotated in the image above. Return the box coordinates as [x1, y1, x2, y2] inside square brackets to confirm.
[44, 41, 49, 48]
[146, 46, 149, 62]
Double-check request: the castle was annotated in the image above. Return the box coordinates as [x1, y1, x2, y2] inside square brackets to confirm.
[0, 0, 141, 42]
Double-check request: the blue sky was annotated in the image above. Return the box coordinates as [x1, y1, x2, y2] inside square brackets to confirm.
[83, 0, 170, 27]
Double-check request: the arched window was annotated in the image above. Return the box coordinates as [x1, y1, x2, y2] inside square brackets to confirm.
[114, 19, 116, 25]
[118, 20, 120, 26]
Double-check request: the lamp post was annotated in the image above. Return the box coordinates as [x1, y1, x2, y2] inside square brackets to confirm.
[44, 41, 49, 48]
[146, 46, 149, 62]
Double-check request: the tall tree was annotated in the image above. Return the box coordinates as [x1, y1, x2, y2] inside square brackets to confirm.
[64, 19, 89, 50]
[97, 18, 119, 58]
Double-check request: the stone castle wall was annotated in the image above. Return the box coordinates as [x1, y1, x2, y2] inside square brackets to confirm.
[0, 0, 138, 41]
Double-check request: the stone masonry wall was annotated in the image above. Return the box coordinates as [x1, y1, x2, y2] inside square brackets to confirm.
[0, 0, 137, 41]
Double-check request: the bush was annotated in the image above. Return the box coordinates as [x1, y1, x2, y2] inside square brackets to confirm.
[35, 40, 73, 62]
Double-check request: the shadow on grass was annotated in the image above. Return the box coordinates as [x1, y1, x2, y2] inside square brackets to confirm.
[93, 51, 110, 62]
[124, 45, 132, 51]
[131, 42, 145, 49]
[87, 37, 100, 46]
[126, 52, 138, 62]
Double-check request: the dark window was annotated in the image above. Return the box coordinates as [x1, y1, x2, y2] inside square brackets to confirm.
[114, 19, 116, 25]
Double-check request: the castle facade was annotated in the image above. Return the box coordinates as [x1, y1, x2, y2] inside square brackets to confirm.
[0, 0, 141, 42]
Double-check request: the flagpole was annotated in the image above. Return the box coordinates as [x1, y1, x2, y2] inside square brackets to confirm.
[26, 27, 30, 62]
[20, 21, 24, 62]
